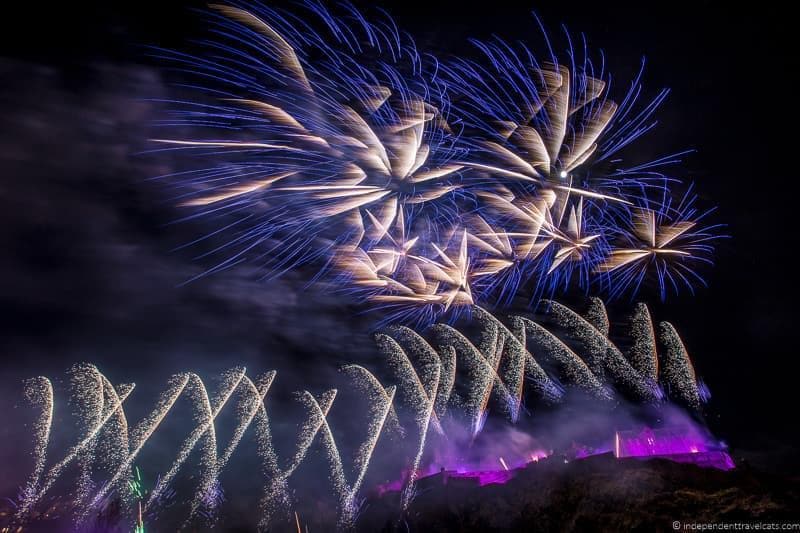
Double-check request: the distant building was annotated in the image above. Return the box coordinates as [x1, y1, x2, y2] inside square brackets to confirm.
[614, 427, 734, 470]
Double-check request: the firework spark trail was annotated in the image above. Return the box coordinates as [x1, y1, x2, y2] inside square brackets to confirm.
[382, 326, 450, 428]
[343, 365, 404, 437]
[503, 315, 533, 420]
[77, 370, 347, 529]
[145, 369, 246, 513]
[241, 377, 394, 528]
[154, 2, 470, 301]
[480, 321, 515, 419]
[16, 377, 53, 520]
[294, 383, 395, 528]
[384, 327, 444, 390]
[310, 367, 399, 525]
[466, 307, 511, 413]
[659, 321, 701, 409]
[101, 376, 132, 480]
[471, 302, 500, 360]
[429, 323, 507, 435]
[253, 388, 338, 529]
[543, 300, 659, 401]
[295, 391, 349, 523]
[71, 364, 105, 517]
[515, 316, 610, 399]
[74, 374, 134, 525]
[216, 373, 276, 480]
[401, 362, 440, 513]
[185, 372, 276, 524]
[376, 331, 444, 511]
[254, 395, 287, 531]
[442, 34, 663, 199]
[13, 369, 391, 530]
[15, 366, 135, 525]
[341, 369, 397, 498]
[584, 297, 610, 336]
[376, 333, 444, 435]
[373, 331, 443, 511]
[9, 301, 706, 530]
[283, 389, 337, 478]
[434, 345, 457, 419]
[474, 306, 562, 401]
[88, 373, 190, 513]
[595, 200, 720, 300]
[628, 303, 659, 381]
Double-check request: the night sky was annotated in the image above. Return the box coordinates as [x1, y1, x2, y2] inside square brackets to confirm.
[0, 0, 796, 467]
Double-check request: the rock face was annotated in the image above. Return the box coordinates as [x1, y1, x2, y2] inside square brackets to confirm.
[357, 454, 800, 532]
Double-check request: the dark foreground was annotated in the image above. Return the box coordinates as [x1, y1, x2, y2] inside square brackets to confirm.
[357, 453, 800, 532]
[3, 453, 798, 532]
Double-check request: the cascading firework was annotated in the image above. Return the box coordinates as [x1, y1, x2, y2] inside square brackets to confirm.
[6, 299, 707, 530]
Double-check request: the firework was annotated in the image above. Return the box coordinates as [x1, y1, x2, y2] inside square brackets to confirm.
[658, 321, 701, 409]
[514, 315, 609, 399]
[128, 467, 145, 533]
[2, 3, 729, 532]
[153, 2, 463, 284]
[6, 300, 709, 531]
[17, 377, 53, 520]
[627, 302, 659, 381]
[151, 2, 722, 325]
[596, 188, 722, 299]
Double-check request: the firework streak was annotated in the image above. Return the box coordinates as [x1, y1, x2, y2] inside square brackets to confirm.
[151, 2, 724, 326]
[9, 300, 704, 530]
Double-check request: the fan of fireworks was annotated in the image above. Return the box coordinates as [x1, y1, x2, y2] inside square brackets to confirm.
[151, 2, 465, 282]
[433, 19, 722, 303]
[152, 2, 722, 325]
[6, 299, 707, 531]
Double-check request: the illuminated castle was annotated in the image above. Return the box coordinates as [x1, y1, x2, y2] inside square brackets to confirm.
[614, 427, 735, 470]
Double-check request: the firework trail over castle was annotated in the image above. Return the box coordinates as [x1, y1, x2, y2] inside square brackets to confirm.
[12, 299, 705, 530]
[1, 1, 732, 531]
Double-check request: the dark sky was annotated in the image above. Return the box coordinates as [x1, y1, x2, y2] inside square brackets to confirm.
[0, 0, 796, 459]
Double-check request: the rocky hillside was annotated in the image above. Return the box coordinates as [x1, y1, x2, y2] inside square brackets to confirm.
[357, 453, 800, 532]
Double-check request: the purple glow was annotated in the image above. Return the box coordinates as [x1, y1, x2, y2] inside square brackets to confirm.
[376, 425, 735, 495]
[573, 444, 613, 459]
[615, 426, 709, 457]
[445, 469, 515, 486]
[374, 448, 551, 494]
[614, 426, 735, 471]
[634, 450, 735, 470]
